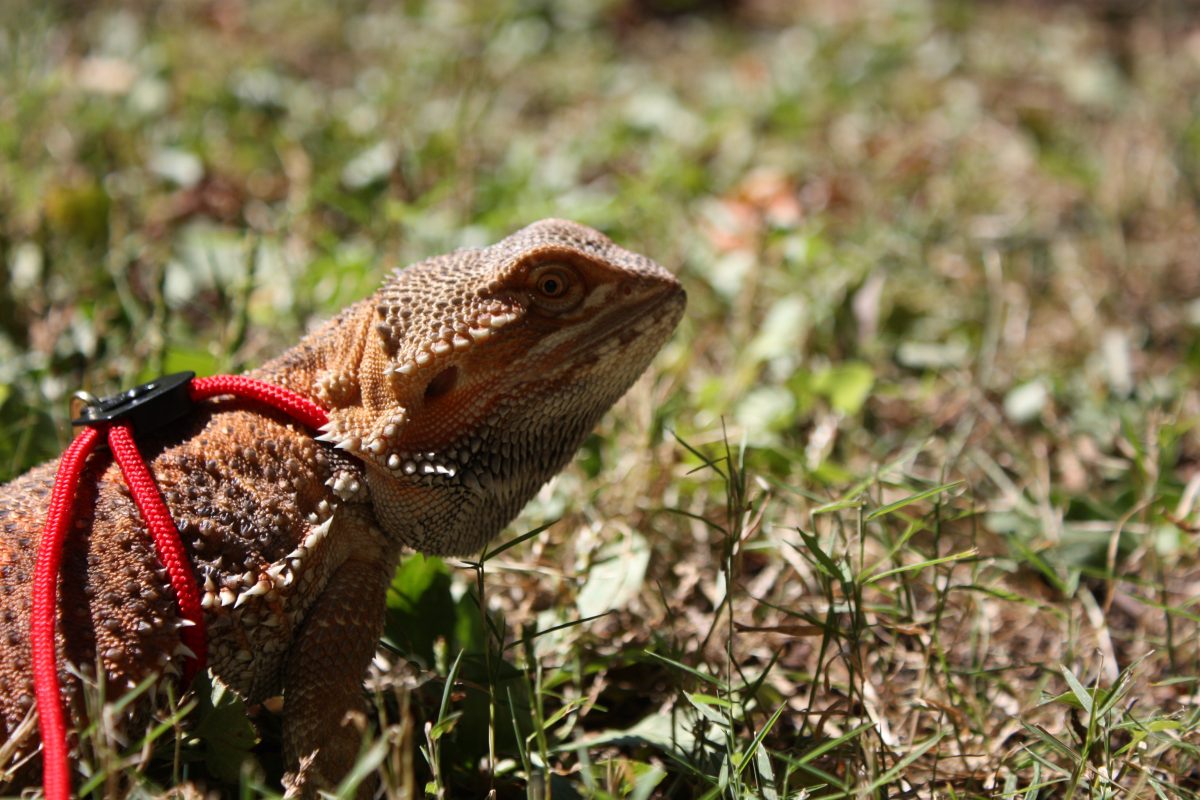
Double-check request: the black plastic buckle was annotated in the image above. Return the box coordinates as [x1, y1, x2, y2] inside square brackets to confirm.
[72, 371, 197, 433]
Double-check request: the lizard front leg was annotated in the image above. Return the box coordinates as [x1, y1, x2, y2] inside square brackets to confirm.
[280, 513, 396, 799]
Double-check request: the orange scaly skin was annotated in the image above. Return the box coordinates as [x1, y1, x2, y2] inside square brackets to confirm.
[0, 219, 686, 796]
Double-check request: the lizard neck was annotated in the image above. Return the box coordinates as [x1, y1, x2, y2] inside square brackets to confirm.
[250, 299, 376, 408]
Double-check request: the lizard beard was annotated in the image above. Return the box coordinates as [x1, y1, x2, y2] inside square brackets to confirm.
[363, 389, 606, 556]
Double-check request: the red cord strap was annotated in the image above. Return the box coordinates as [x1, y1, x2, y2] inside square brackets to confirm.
[30, 425, 101, 800]
[31, 375, 329, 800]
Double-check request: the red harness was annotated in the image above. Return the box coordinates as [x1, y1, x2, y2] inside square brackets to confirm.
[31, 374, 329, 800]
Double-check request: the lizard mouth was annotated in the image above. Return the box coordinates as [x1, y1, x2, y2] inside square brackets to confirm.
[565, 283, 686, 361]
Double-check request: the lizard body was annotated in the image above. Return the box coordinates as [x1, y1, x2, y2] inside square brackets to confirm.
[0, 219, 685, 795]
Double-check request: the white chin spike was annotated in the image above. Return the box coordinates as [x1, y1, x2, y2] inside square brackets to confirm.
[235, 579, 272, 607]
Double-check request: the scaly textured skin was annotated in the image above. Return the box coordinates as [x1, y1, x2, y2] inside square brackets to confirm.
[0, 219, 685, 795]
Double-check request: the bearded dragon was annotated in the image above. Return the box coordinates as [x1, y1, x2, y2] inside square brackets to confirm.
[0, 219, 686, 795]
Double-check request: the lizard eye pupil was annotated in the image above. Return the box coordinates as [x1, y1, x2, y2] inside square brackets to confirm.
[538, 274, 565, 297]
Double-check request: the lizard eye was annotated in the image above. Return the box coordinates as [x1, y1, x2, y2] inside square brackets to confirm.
[528, 264, 584, 312]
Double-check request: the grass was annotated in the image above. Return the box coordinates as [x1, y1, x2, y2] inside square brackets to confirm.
[4, 0, 1200, 796]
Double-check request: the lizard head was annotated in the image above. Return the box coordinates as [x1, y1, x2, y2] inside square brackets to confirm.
[320, 219, 685, 555]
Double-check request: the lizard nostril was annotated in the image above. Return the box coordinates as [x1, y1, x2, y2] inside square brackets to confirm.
[424, 366, 458, 401]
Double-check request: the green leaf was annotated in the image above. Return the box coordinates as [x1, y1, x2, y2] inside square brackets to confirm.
[736, 701, 787, 779]
[811, 496, 864, 515]
[576, 529, 650, 617]
[1059, 665, 1094, 715]
[388, 553, 450, 613]
[859, 731, 945, 794]
[747, 296, 807, 363]
[383, 554, 454, 665]
[194, 682, 258, 784]
[630, 763, 668, 800]
[812, 361, 875, 415]
[480, 518, 558, 561]
[685, 691, 732, 727]
[865, 480, 963, 521]
[864, 548, 979, 585]
[643, 650, 724, 688]
[157, 346, 221, 381]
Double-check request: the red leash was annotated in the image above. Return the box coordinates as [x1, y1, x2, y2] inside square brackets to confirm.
[31, 374, 329, 800]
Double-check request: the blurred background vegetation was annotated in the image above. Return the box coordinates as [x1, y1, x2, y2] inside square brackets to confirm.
[4, 0, 1200, 797]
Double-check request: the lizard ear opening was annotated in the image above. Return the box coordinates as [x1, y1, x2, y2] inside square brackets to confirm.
[424, 365, 458, 401]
